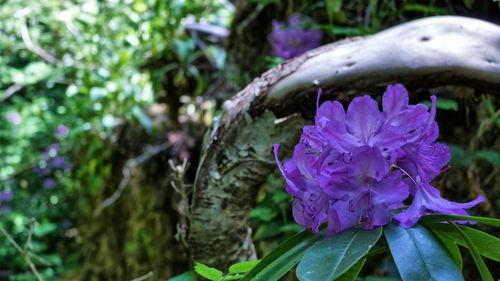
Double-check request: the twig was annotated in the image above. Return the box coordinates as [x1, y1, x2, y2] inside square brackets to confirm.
[95, 141, 171, 215]
[19, 17, 59, 65]
[24, 218, 37, 251]
[131, 271, 153, 281]
[169, 159, 191, 249]
[236, 4, 265, 34]
[0, 84, 23, 102]
[0, 225, 44, 281]
[466, 108, 500, 213]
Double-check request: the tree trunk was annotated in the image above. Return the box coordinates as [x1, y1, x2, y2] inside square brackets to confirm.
[188, 16, 500, 269]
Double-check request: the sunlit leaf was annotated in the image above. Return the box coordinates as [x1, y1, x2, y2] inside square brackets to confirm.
[384, 223, 463, 281]
[297, 227, 382, 281]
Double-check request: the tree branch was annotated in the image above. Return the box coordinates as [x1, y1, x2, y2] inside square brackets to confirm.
[188, 16, 500, 269]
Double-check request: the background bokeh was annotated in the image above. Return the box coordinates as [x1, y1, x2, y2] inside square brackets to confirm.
[0, 0, 498, 280]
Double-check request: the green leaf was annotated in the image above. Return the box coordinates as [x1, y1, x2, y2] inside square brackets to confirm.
[297, 227, 382, 281]
[249, 207, 276, 222]
[384, 223, 464, 281]
[427, 223, 500, 262]
[434, 233, 463, 270]
[229, 260, 260, 274]
[449, 223, 493, 281]
[473, 150, 500, 166]
[194, 262, 223, 281]
[402, 4, 447, 14]
[326, 0, 343, 22]
[168, 271, 196, 281]
[335, 258, 366, 281]
[421, 214, 500, 228]
[422, 98, 458, 111]
[132, 106, 153, 134]
[240, 231, 321, 281]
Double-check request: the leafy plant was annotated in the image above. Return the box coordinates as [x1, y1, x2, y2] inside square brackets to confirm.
[238, 215, 500, 281]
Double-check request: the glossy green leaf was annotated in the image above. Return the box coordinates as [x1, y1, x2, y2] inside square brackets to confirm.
[229, 260, 260, 274]
[450, 223, 493, 281]
[434, 233, 463, 270]
[427, 223, 500, 261]
[240, 231, 321, 281]
[421, 214, 500, 227]
[194, 262, 223, 281]
[384, 223, 464, 281]
[297, 227, 382, 281]
[335, 258, 366, 281]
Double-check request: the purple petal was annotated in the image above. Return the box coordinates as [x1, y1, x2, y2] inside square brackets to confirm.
[300, 125, 325, 152]
[346, 96, 382, 145]
[382, 84, 409, 116]
[274, 144, 302, 197]
[350, 146, 388, 181]
[372, 171, 409, 208]
[395, 181, 484, 228]
[315, 100, 346, 128]
[0, 191, 13, 201]
[398, 141, 450, 182]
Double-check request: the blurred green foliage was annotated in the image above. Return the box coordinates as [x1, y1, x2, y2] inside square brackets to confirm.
[0, 0, 230, 279]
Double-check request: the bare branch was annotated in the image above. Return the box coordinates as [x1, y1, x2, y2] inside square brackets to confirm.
[19, 17, 59, 65]
[131, 271, 153, 281]
[94, 141, 171, 215]
[0, 84, 23, 102]
[0, 225, 44, 281]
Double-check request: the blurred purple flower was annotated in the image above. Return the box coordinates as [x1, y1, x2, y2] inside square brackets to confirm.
[55, 124, 69, 137]
[6, 112, 22, 125]
[275, 84, 484, 235]
[50, 156, 72, 170]
[35, 167, 51, 176]
[43, 178, 57, 189]
[0, 190, 13, 201]
[0, 205, 12, 214]
[269, 13, 323, 59]
[41, 144, 60, 161]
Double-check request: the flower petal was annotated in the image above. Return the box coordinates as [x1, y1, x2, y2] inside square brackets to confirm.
[382, 83, 409, 116]
[346, 96, 382, 144]
[395, 181, 484, 227]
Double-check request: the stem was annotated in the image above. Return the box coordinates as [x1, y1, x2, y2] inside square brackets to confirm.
[0, 225, 44, 281]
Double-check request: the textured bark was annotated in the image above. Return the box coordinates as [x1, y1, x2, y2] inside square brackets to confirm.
[188, 16, 500, 269]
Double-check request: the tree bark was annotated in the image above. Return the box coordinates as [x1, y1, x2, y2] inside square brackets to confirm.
[188, 16, 500, 269]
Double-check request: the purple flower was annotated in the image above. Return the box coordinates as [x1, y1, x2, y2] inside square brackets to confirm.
[275, 84, 484, 235]
[49, 156, 72, 170]
[6, 112, 22, 125]
[394, 178, 484, 227]
[41, 144, 60, 161]
[55, 124, 69, 137]
[0, 205, 12, 214]
[43, 178, 56, 189]
[323, 146, 409, 233]
[0, 190, 13, 201]
[274, 143, 329, 232]
[269, 13, 323, 59]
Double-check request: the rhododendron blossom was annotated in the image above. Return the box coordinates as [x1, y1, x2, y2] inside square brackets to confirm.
[269, 14, 323, 59]
[274, 84, 484, 234]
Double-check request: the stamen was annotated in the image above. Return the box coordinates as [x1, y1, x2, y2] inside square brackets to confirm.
[440, 165, 451, 173]
[316, 88, 323, 112]
[391, 164, 418, 186]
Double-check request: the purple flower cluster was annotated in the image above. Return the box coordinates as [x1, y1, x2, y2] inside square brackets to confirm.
[269, 14, 323, 59]
[55, 124, 69, 137]
[274, 84, 484, 234]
